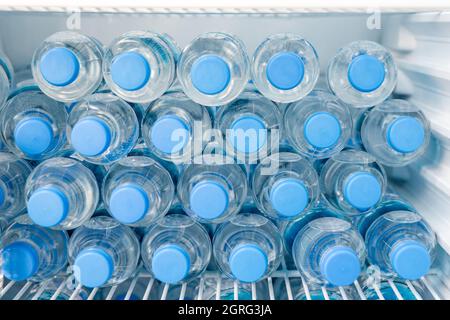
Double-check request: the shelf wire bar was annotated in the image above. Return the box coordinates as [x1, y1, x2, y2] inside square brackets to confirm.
[215, 275, 221, 300]
[124, 276, 139, 300]
[0, 281, 15, 299]
[142, 278, 155, 300]
[321, 286, 330, 300]
[160, 283, 169, 300]
[13, 281, 32, 300]
[69, 284, 83, 300]
[353, 280, 367, 300]
[387, 279, 404, 300]
[31, 280, 50, 300]
[50, 279, 67, 300]
[405, 280, 423, 300]
[105, 285, 118, 300]
[87, 288, 99, 300]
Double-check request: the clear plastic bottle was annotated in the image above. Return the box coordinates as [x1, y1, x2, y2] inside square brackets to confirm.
[25, 157, 99, 229]
[252, 152, 320, 220]
[365, 210, 436, 280]
[0, 87, 68, 160]
[327, 40, 397, 107]
[67, 93, 139, 164]
[213, 213, 283, 283]
[141, 214, 212, 284]
[0, 152, 32, 219]
[0, 51, 14, 107]
[102, 156, 175, 226]
[141, 91, 211, 163]
[361, 99, 431, 167]
[69, 216, 140, 288]
[292, 216, 366, 287]
[32, 31, 103, 102]
[252, 33, 320, 103]
[284, 90, 352, 159]
[0, 215, 68, 282]
[177, 32, 250, 107]
[320, 149, 387, 215]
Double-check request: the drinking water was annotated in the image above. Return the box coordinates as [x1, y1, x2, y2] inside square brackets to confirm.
[103, 31, 179, 103]
[365, 210, 436, 280]
[102, 156, 175, 226]
[0, 215, 68, 282]
[177, 32, 250, 106]
[69, 216, 140, 288]
[213, 213, 283, 283]
[25, 157, 99, 229]
[252, 33, 320, 103]
[327, 40, 397, 107]
[32, 31, 103, 102]
[141, 214, 212, 284]
[284, 90, 352, 159]
[68, 92, 139, 164]
[361, 99, 431, 167]
[0, 51, 14, 107]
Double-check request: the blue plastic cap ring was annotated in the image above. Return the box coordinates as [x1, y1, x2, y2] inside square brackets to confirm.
[151, 244, 191, 284]
[110, 52, 151, 91]
[304, 112, 342, 149]
[390, 240, 431, 280]
[71, 117, 112, 157]
[387, 116, 425, 154]
[39, 47, 80, 87]
[1, 241, 39, 281]
[230, 116, 267, 154]
[320, 246, 361, 286]
[348, 54, 385, 93]
[14, 117, 54, 156]
[190, 54, 231, 95]
[27, 186, 69, 227]
[150, 115, 190, 154]
[189, 181, 229, 220]
[74, 248, 114, 288]
[344, 171, 382, 211]
[266, 52, 305, 90]
[109, 183, 150, 224]
[229, 244, 268, 283]
[270, 178, 309, 217]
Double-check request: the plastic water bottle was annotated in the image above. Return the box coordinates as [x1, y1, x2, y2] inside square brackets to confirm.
[67, 93, 139, 164]
[141, 214, 212, 284]
[0, 51, 14, 107]
[327, 40, 397, 107]
[213, 213, 283, 283]
[0, 87, 68, 160]
[0, 215, 68, 282]
[292, 216, 366, 286]
[361, 99, 431, 167]
[142, 91, 212, 163]
[103, 31, 179, 103]
[363, 280, 420, 300]
[0, 152, 33, 219]
[365, 210, 436, 280]
[69, 216, 140, 288]
[102, 156, 175, 226]
[320, 149, 387, 215]
[284, 90, 352, 159]
[215, 91, 282, 162]
[252, 152, 320, 220]
[177, 32, 250, 107]
[25, 277, 89, 300]
[32, 31, 103, 102]
[25, 157, 99, 229]
[252, 33, 320, 103]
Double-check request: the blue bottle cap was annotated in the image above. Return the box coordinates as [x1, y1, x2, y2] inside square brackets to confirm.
[387, 116, 425, 154]
[269, 178, 309, 217]
[343, 171, 382, 211]
[229, 244, 268, 283]
[189, 181, 229, 220]
[390, 240, 431, 280]
[230, 115, 267, 153]
[71, 117, 112, 157]
[1, 241, 39, 281]
[304, 112, 341, 149]
[319, 246, 361, 286]
[109, 183, 149, 224]
[348, 54, 385, 93]
[39, 47, 80, 87]
[190, 54, 231, 95]
[150, 115, 190, 154]
[151, 244, 191, 284]
[27, 186, 69, 227]
[266, 52, 305, 90]
[14, 117, 54, 156]
[110, 52, 151, 91]
[74, 248, 114, 288]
